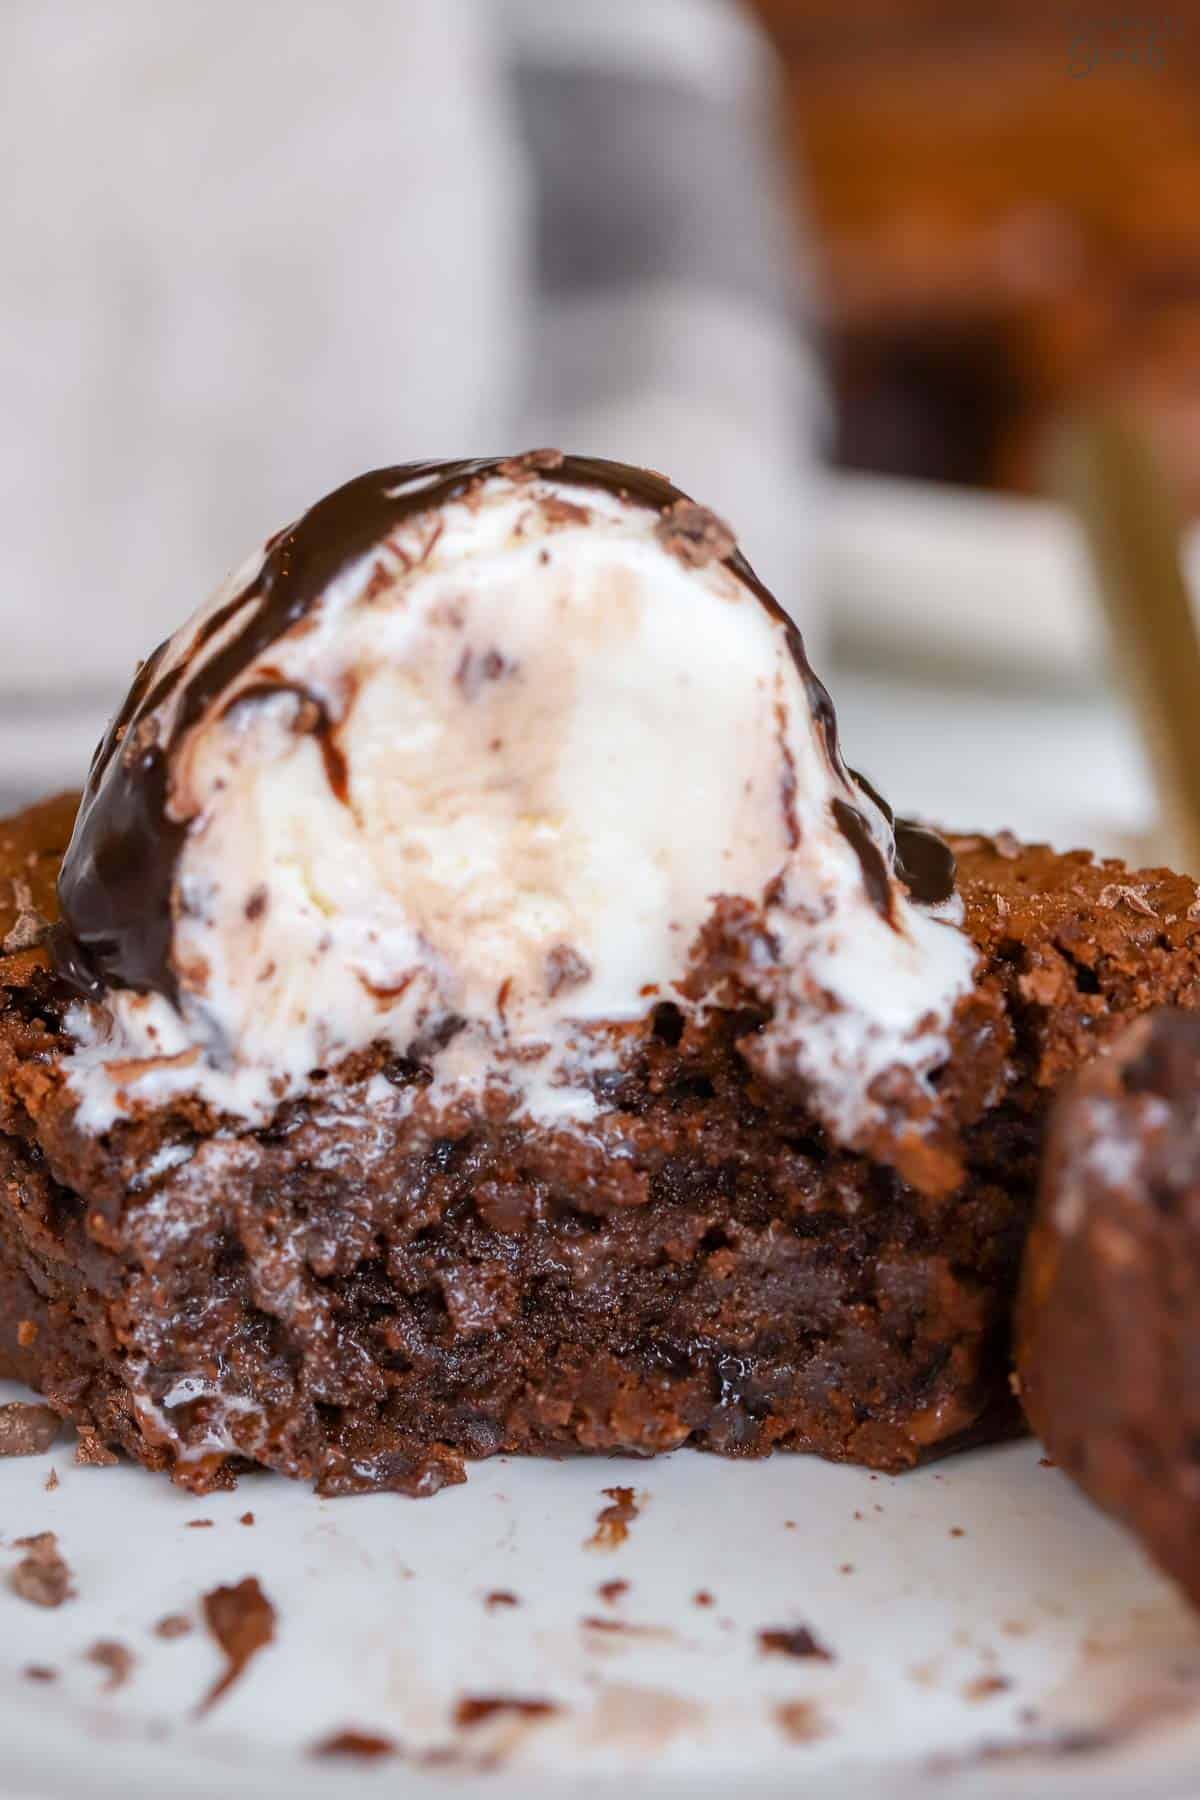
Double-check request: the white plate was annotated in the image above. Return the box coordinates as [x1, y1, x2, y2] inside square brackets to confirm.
[1, 1380, 1198, 1799]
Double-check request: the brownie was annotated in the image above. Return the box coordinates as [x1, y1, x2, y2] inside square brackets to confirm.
[2, 796, 1199, 1495]
[1017, 1007, 1200, 1607]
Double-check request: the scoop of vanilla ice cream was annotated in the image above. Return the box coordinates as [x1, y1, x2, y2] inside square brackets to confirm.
[55, 456, 976, 1140]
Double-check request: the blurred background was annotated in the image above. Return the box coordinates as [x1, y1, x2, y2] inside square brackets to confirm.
[3, 0, 1197, 864]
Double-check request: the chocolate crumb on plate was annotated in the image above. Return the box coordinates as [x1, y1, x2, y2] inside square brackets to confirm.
[44, 1468, 59, 1492]
[186, 1519, 214, 1529]
[10, 1532, 73, 1608]
[86, 1640, 135, 1692]
[597, 1579, 629, 1606]
[758, 1625, 835, 1662]
[964, 1674, 1013, 1702]
[0, 1402, 61, 1457]
[154, 1613, 193, 1640]
[23, 1665, 57, 1683]
[197, 1576, 276, 1714]
[693, 1590, 715, 1607]
[776, 1700, 830, 1743]
[312, 1729, 400, 1760]
[454, 1696, 560, 1730]
[586, 1487, 641, 1551]
[238, 1511, 255, 1527]
[484, 1590, 519, 1611]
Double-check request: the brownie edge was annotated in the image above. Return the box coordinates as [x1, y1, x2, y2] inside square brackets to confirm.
[2, 797, 1200, 1495]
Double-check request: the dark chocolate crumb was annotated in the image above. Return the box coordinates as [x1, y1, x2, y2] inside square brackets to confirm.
[197, 1576, 276, 1714]
[758, 1625, 834, 1662]
[484, 1590, 519, 1611]
[244, 887, 268, 922]
[597, 1580, 629, 1606]
[87, 1640, 134, 1693]
[0, 1403, 61, 1457]
[454, 1695, 560, 1730]
[950, 1526, 966, 1538]
[693, 1590, 714, 1607]
[312, 1729, 399, 1760]
[239, 1511, 255, 1527]
[655, 499, 736, 568]
[186, 1519, 214, 1529]
[44, 1468, 59, 1493]
[23, 1665, 57, 1683]
[10, 1532, 73, 1607]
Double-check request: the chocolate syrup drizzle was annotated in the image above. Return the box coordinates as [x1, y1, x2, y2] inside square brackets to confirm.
[54, 454, 955, 1002]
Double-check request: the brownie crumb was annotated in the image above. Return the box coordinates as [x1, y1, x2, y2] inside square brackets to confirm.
[10, 1532, 73, 1607]
[776, 1699, 829, 1743]
[498, 448, 564, 480]
[454, 1695, 559, 1730]
[596, 1580, 630, 1607]
[2, 878, 48, 953]
[484, 1590, 519, 1611]
[23, 1665, 57, 1683]
[539, 495, 591, 529]
[693, 1589, 715, 1607]
[312, 1729, 399, 1760]
[950, 1527, 966, 1538]
[154, 1613, 193, 1640]
[186, 1519, 214, 1529]
[87, 1640, 135, 1692]
[758, 1625, 834, 1662]
[655, 499, 736, 568]
[44, 1468, 59, 1493]
[238, 1512, 255, 1527]
[1097, 883, 1156, 916]
[0, 1403, 60, 1457]
[586, 1486, 641, 1551]
[74, 1430, 118, 1467]
[198, 1576, 276, 1713]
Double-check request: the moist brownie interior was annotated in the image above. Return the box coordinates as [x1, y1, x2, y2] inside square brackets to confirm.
[2, 794, 1198, 1496]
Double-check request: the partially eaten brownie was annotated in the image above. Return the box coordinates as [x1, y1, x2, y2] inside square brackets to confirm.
[1, 456, 1197, 1496]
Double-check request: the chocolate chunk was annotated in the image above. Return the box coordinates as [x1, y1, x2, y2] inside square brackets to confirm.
[0, 1403, 60, 1457]
[758, 1625, 834, 1661]
[655, 499, 736, 568]
[10, 1532, 73, 1607]
[198, 1576, 276, 1713]
[86, 1640, 135, 1692]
